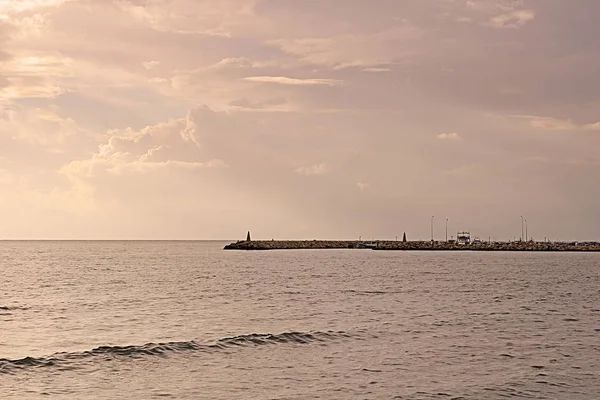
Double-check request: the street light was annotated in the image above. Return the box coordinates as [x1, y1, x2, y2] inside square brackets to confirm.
[446, 218, 449, 242]
[520, 215, 524, 242]
[431, 215, 435, 242]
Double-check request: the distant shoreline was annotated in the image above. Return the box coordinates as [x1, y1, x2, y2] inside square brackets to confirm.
[224, 240, 600, 252]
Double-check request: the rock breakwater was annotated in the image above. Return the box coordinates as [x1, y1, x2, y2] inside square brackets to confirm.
[375, 241, 600, 252]
[224, 240, 353, 250]
[224, 240, 600, 252]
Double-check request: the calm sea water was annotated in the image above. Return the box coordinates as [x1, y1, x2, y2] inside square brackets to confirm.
[0, 241, 598, 399]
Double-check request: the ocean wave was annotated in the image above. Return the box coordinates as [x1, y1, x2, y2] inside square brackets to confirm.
[217, 331, 348, 346]
[0, 305, 29, 311]
[0, 330, 349, 375]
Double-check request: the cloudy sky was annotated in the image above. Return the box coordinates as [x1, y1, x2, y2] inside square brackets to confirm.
[1, 0, 599, 240]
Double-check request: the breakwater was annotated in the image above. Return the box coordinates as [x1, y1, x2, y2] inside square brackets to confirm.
[224, 240, 600, 252]
[224, 240, 354, 250]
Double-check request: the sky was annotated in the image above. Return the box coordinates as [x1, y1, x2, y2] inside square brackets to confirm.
[0, 0, 599, 240]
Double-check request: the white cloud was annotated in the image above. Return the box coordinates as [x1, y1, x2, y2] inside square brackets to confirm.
[455, 17, 473, 23]
[115, 0, 257, 37]
[444, 163, 480, 177]
[459, 1, 535, 29]
[61, 114, 226, 179]
[295, 163, 330, 176]
[210, 57, 257, 70]
[437, 132, 462, 140]
[582, 122, 600, 131]
[528, 116, 576, 130]
[270, 25, 422, 68]
[513, 115, 600, 131]
[489, 10, 535, 28]
[142, 60, 159, 70]
[0, 103, 89, 148]
[0, 0, 73, 14]
[64, 155, 225, 177]
[149, 77, 169, 84]
[357, 182, 369, 192]
[362, 67, 392, 73]
[244, 76, 343, 86]
[0, 54, 74, 99]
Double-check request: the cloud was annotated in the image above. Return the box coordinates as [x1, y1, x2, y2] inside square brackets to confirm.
[210, 57, 257, 69]
[0, 103, 93, 151]
[295, 163, 330, 176]
[362, 67, 392, 73]
[513, 116, 600, 131]
[0, 54, 74, 99]
[142, 60, 160, 70]
[164, 54, 353, 111]
[443, 163, 480, 177]
[149, 77, 169, 84]
[357, 182, 369, 192]
[0, 168, 13, 184]
[244, 76, 343, 86]
[526, 155, 550, 163]
[437, 132, 462, 140]
[527, 116, 577, 131]
[64, 153, 225, 177]
[489, 10, 535, 28]
[0, 0, 73, 14]
[582, 122, 600, 131]
[455, 17, 473, 23]
[115, 0, 258, 37]
[458, 1, 536, 29]
[228, 97, 289, 111]
[61, 112, 226, 180]
[270, 25, 422, 68]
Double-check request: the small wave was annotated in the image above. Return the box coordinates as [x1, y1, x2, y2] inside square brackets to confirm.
[0, 330, 349, 374]
[0, 305, 29, 311]
[217, 331, 342, 346]
[341, 290, 401, 295]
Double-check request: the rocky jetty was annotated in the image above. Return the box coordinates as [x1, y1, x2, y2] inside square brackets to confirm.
[374, 241, 600, 252]
[224, 240, 600, 252]
[224, 240, 354, 250]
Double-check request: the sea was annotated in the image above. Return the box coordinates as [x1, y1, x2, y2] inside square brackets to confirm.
[1, 240, 598, 399]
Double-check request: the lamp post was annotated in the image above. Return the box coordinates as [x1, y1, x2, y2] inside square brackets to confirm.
[520, 215, 524, 242]
[431, 215, 435, 242]
[446, 218, 449, 242]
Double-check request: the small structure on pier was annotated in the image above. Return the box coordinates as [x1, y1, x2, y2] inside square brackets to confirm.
[402, 232, 407, 242]
[246, 231, 251, 242]
[457, 231, 471, 245]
